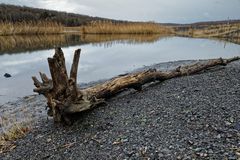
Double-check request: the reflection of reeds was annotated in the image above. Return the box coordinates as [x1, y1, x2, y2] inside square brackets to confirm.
[80, 34, 169, 47]
[218, 37, 240, 45]
[1, 32, 239, 55]
[79, 21, 174, 34]
[0, 34, 171, 54]
[0, 34, 84, 54]
[0, 21, 64, 36]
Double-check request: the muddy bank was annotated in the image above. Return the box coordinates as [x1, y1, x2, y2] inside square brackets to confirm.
[1, 59, 240, 159]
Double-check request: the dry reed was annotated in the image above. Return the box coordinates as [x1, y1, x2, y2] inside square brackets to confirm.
[79, 21, 174, 34]
[174, 22, 240, 38]
[0, 106, 33, 153]
[0, 21, 64, 36]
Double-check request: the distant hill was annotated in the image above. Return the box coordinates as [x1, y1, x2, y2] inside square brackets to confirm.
[0, 4, 115, 26]
[1, 4, 239, 27]
[164, 19, 240, 27]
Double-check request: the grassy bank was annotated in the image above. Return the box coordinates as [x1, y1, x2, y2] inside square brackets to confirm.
[0, 21, 64, 36]
[1, 20, 239, 38]
[173, 21, 240, 38]
[77, 21, 174, 34]
[0, 21, 173, 36]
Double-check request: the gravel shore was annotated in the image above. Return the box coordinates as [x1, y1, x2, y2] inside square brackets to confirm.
[1, 60, 240, 160]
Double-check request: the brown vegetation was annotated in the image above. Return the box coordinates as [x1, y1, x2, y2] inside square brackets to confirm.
[0, 34, 84, 54]
[0, 21, 64, 36]
[0, 34, 171, 54]
[0, 108, 32, 153]
[173, 21, 240, 38]
[79, 21, 174, 34]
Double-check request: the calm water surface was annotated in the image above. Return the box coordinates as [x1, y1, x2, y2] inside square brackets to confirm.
[0, 35, 240, 104]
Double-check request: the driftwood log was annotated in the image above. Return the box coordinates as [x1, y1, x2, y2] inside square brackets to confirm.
[32, 48, 240, 123]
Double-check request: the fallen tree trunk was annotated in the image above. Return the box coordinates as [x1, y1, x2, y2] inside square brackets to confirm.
[32, 48, 240, 123]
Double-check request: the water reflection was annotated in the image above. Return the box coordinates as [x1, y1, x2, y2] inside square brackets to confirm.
[0, 34, 85, 54]
[0, 34, 169, 54]
[0, 35, 240, 104]
[220, 37, 240, 46]
[80, 34, 170, 47]
[1, 33, 240, 55]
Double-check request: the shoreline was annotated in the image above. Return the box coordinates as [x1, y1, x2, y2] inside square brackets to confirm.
[1, 59, 240, 159]
[0, 59, 198, 105]
[0, 59, 205, 136]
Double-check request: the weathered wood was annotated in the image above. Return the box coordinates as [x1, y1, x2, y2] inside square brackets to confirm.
[32, 48, 240, 123]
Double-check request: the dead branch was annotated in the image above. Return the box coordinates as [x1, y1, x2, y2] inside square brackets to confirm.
[32, 48, 239, 123]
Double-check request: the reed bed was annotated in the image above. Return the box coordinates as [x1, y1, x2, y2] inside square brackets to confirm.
[174, 22, 240, 38]
[79, 21, 174, 34]
[0, 21, 64, 36]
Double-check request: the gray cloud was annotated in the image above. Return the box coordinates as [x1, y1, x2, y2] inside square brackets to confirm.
[1, 0, 240, 23]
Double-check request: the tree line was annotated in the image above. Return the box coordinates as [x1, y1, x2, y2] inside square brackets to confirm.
[0, 4, 113, 26]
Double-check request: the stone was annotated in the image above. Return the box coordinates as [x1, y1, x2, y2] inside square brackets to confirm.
[4, 73, 11, 78]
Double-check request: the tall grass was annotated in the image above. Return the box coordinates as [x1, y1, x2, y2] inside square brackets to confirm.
[79, 21, 174, 34]
[0, 106, 32, 153]
[0, 21, 64, 36]
[174, 22, 240, 38]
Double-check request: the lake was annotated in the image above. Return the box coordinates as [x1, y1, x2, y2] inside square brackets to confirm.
[0, 34, 240, 104]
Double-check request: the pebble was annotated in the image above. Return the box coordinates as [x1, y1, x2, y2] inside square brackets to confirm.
[1, 60, 240, 160]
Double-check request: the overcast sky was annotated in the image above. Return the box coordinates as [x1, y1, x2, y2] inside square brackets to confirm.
[1, 0, 240, 23]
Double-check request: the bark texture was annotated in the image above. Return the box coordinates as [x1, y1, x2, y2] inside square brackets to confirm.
[32, 48, 240, 123]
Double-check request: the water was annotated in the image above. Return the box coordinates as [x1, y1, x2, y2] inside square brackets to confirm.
[0, 35, 240, 104]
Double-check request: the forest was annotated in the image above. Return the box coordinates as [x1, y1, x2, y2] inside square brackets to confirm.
[0, 4, 111, 26]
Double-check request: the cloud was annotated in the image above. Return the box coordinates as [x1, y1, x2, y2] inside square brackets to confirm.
[203, 12, 210, 18]
[36, 0, 94, 13]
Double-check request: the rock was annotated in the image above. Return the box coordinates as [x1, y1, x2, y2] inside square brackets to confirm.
[158, 153, 164, 158]
[47, 138, 52, 142]
[216, 134, 221, 139]
[229, 117, 234, 123]
[208, 149, 214, 154]
[225, 121, 232, 126]
[125, 151, 134, 157]
[4, 73, 12, 78]
[194, 148, 202, 152]
[228, 156, 237, 160]
[162, 148, 171, 154]
[234, 122, 240, 131]
[187, 140, 194, 145]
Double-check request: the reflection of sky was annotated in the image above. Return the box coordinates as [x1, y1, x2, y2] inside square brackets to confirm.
[1, 0, 240, 23]
[0, 37, 240, 104]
